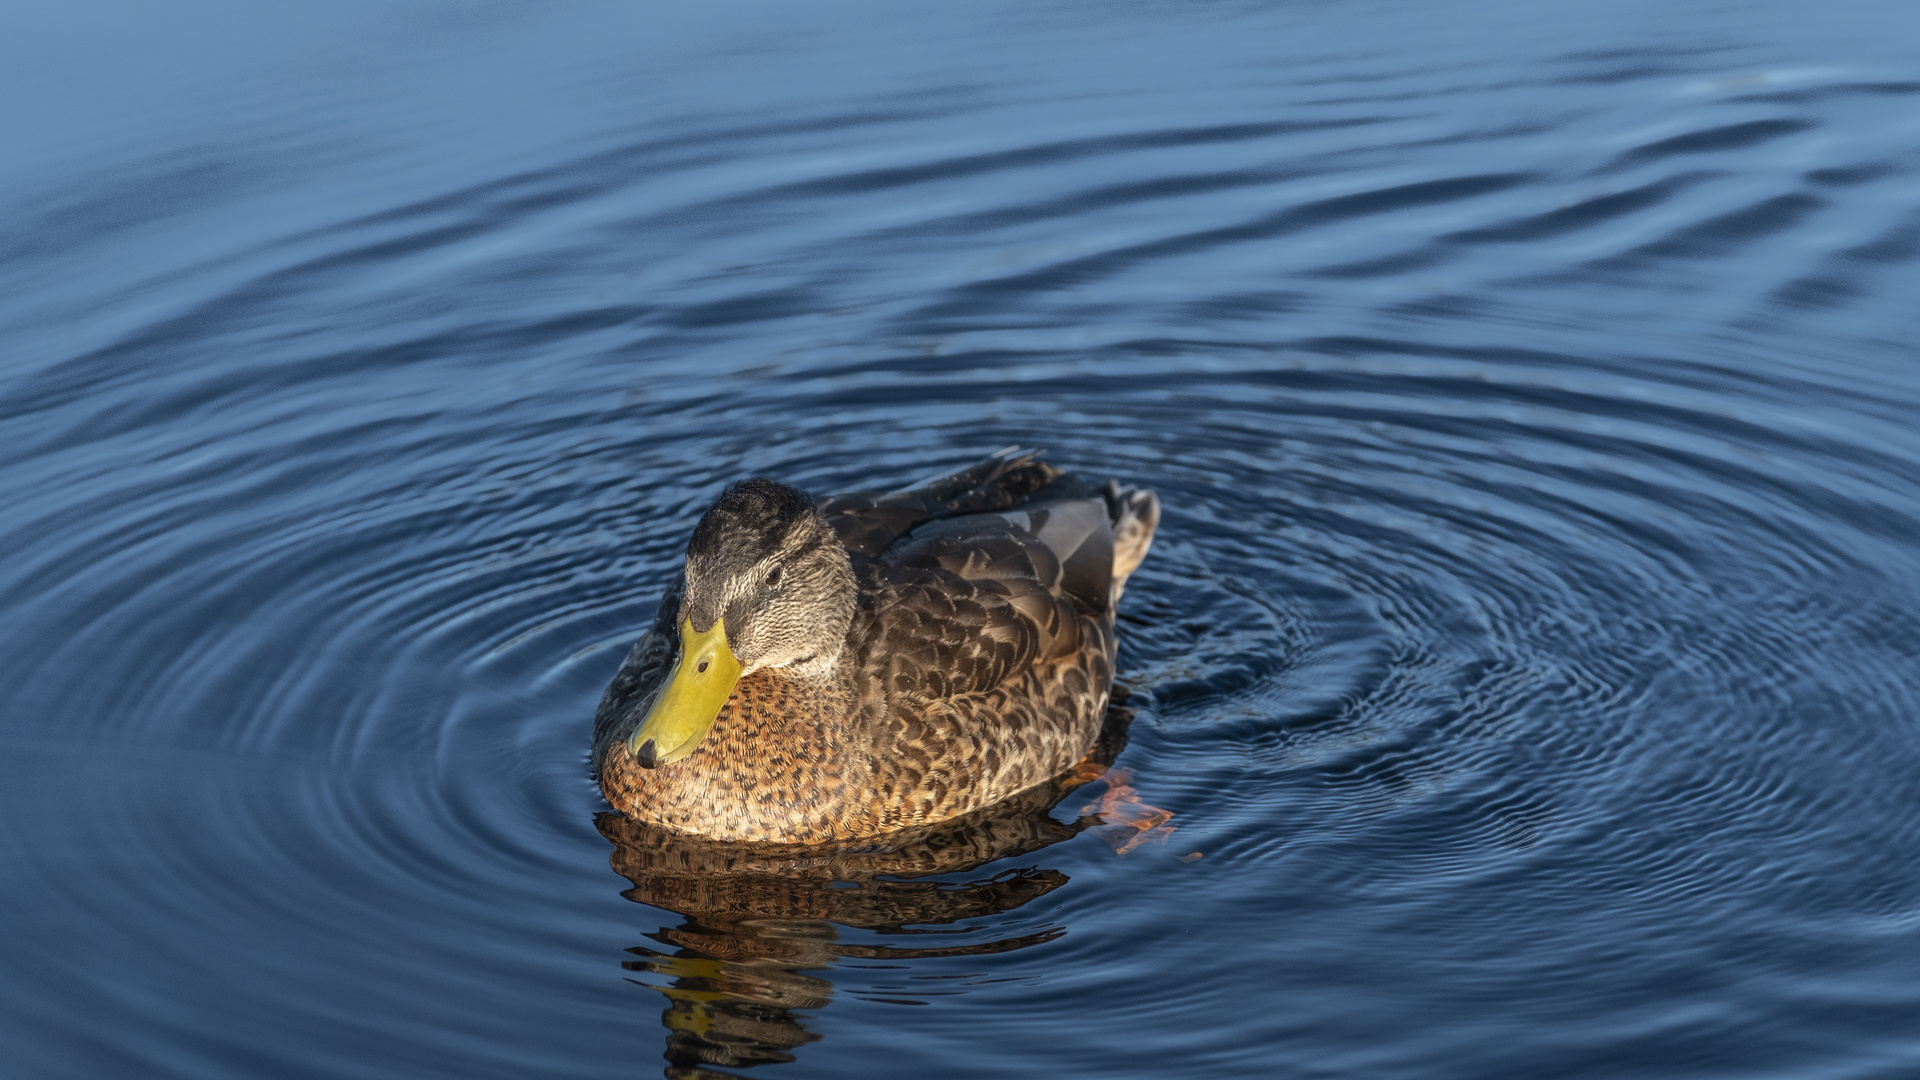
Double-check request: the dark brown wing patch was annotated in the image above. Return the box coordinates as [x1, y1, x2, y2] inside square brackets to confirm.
[818, 453, 1062, 556]
[858, 568, 1043, 703]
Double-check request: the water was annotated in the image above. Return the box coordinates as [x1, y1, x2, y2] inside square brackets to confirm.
[5, 1, 1920, 1076]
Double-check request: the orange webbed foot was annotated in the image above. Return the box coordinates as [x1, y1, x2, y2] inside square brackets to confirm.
[1075, 766, 1180, 855]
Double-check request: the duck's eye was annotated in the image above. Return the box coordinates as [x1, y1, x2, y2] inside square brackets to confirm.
[766, 567, 782, 587]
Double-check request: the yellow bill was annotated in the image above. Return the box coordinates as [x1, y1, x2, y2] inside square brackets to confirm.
[627, 618, 743, 768]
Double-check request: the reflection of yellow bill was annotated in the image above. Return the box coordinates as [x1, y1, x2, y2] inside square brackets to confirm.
[628, 618, 743, 767]
[661, 989, 722, 1036]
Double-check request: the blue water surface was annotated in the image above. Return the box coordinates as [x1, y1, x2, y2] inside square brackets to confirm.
[4, 2, 1920, 1077]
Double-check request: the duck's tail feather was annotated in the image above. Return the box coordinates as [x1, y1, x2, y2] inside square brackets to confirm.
[1103, 480, 1159, 601]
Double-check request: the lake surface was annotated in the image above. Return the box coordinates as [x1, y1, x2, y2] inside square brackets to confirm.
[5, 2, 1920, 1076]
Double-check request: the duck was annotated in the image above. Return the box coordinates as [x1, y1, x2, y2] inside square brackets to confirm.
[591, 449, 1159, 844]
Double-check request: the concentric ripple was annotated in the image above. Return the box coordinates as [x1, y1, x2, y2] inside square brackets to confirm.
[4, 2, 1920, 1078]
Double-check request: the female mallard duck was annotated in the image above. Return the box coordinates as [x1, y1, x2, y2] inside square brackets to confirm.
[591, 450, 1159, 844]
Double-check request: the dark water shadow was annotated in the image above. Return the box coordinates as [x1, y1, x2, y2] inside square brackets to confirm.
[599, 709, 1137, 1078]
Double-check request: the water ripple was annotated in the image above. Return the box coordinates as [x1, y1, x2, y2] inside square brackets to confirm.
[5, 2, 1920, 1078]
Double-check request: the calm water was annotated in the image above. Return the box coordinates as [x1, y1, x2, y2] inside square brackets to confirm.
[6, 2, 1920, 1077]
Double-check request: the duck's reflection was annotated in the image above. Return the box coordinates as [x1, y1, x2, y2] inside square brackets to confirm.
[600, 709, 1138, 1078]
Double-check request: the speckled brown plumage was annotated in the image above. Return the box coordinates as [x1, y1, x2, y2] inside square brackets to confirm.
[598, 705, 1135, 925]
[592, 450, 1158, 843]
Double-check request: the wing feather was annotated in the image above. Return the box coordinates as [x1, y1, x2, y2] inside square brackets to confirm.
[860, 488, 1114, 705]
[819, 451, 1063, 556]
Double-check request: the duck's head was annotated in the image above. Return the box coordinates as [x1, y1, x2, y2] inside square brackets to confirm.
[627, 478, 856, 768]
